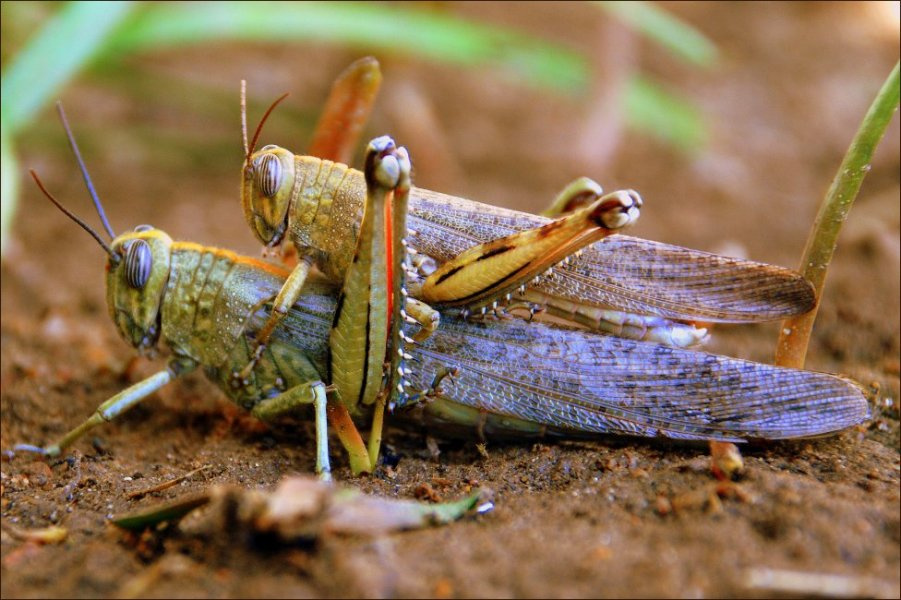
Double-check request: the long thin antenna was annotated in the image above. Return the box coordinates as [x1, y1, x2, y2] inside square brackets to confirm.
[30, 170, 119, 262]
[241, 80, 249, 157]
[55, 101, 116, 240]
[246, 92, 290, 163]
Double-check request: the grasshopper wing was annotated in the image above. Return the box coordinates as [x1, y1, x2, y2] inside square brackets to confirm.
[406, 316, 867, 441]
[410, 191, 814, 323]
[274, 292, 865, 441]
[540, 234, 815, 322]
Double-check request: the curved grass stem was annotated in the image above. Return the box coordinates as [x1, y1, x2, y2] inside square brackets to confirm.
[775, 61, 899, 369]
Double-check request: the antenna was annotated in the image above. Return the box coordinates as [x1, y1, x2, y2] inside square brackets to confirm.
[246, 92, 290, 163]
[55, 102, 116, 239]
[30, 170, 119, 263]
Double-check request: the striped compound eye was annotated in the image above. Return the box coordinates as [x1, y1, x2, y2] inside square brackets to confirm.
[254, 153, 282, 198]
[124, 239, 152, 289]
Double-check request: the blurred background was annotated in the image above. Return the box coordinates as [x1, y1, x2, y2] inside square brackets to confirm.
[1, 4, 899, 597]
[2, 1, 899, 365]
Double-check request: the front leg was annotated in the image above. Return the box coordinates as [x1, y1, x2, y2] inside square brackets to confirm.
[14, 358, 196, 457]
[417, 179, 642, 312]
[233, 251, 316, 384]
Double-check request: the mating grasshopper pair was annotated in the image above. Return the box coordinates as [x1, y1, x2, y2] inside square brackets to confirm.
[16, 61, 869, 478]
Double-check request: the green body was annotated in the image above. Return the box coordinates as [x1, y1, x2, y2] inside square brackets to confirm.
[108, 233, 322, 411]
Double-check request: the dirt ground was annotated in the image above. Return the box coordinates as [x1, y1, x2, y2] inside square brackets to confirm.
[1, 2, 899, 598]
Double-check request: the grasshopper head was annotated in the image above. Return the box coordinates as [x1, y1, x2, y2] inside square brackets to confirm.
[106, 227, 173, 353]
[34, 106, 175, 355]
[242, 145, 296, 248]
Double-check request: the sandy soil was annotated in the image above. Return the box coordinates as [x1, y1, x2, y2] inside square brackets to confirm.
[2, 2, 899, 598]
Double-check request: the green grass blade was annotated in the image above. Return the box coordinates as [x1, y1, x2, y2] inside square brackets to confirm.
[597, 1, 718, 67]
[0, 1, 137, 134]
[624, 75, 706, 151]
[1, 125, 17, 256]
[775, 61, 900, 368]
[104, 1, 587, 93]
[113, 494, 212, 531]
[1, 1, 136, 257]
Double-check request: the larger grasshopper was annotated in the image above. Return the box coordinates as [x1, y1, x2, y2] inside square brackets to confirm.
[15, 114, 868, 477]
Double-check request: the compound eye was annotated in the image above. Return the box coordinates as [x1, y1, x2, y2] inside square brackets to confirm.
[255, 154, 282, 198]
[124, 239, 152, 289]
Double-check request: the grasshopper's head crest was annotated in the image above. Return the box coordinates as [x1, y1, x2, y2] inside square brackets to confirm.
[106, 227, 173, 353]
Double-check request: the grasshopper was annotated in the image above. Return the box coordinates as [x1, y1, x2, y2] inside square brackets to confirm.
[237, 91, 816, 375]
[14, 110, 868, 478]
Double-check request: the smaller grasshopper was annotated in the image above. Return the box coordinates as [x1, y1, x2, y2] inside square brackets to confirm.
[236, 81, 817, 375]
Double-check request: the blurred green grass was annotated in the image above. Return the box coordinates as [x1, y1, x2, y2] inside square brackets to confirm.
[0, 1, 714, 255]
[597, 0, 717, 67]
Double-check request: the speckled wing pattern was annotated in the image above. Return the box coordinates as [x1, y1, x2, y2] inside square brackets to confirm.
[276, 291, 868, 441]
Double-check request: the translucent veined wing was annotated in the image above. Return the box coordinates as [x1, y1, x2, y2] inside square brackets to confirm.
[277, 292, 866, 441]
[410, 189, 814, 323]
